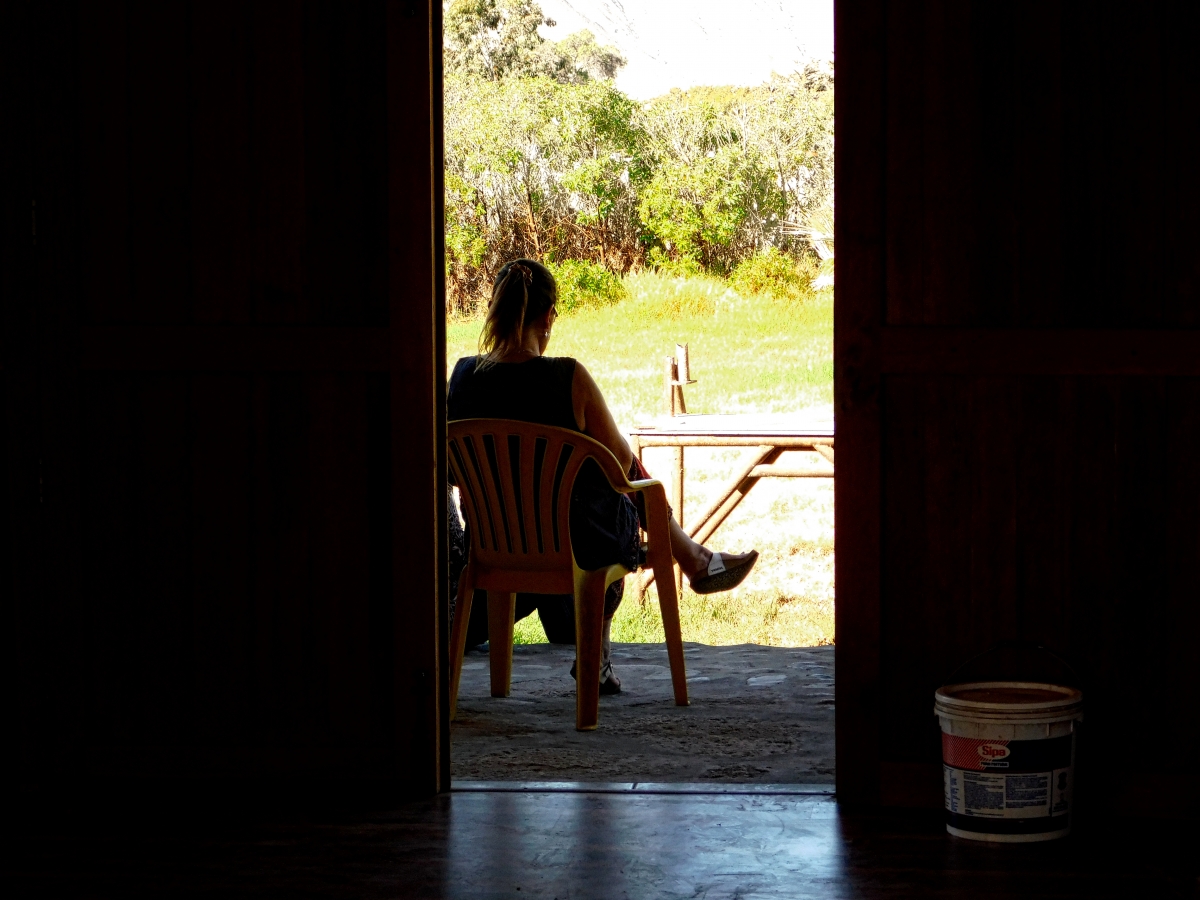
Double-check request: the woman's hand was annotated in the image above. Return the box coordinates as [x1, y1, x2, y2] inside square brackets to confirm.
[572, 361, 633, 471]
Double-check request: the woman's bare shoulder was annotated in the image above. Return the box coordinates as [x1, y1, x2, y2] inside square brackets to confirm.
[568, 358, 598, 385]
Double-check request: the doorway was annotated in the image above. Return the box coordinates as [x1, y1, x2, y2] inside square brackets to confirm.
[442, 0, 836, 787]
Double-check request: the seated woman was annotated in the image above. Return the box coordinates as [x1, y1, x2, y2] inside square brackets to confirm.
[448, 258, 758, 693]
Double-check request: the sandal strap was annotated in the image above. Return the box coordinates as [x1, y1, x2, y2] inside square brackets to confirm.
[570, 659, 617, 683]
[707, 552, 728, 576]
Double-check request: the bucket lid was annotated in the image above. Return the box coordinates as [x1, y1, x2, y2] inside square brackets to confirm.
[934, 681, 1083, 723]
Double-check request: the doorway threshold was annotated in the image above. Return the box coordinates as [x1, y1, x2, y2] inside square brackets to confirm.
[453, 781, 835, 795]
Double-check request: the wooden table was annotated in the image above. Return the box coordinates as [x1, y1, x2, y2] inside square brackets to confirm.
[628, 413, 834, 593]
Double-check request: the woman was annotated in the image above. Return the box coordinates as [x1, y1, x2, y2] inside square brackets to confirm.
[448, 258, 758, 692]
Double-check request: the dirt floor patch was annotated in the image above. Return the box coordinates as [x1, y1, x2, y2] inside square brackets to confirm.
[452, 642, 834, 784]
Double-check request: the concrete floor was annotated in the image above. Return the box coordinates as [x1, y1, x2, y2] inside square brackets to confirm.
[452, 642, 835, 784]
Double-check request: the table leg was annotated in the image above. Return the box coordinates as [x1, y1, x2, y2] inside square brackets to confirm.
[691, 448, 787, 547]
[671, 444, 683, 598]
[640, 445, 783, 591]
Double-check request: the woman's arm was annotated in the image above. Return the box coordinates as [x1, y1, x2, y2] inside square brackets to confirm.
[572, 361, 633, 471]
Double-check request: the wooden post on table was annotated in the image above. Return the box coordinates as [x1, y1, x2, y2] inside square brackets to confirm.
[662, 356, 678, 416]
[663, 345, 698, 417]
[675, 342, 692, 382]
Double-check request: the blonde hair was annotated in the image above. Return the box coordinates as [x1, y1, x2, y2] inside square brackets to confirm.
[477, 259, 557, 368]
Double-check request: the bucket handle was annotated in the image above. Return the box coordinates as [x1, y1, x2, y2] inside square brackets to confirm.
[945, 639, 1082, 688]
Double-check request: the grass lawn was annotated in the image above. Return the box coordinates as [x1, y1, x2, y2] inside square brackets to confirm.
[447, 272, 834, 647]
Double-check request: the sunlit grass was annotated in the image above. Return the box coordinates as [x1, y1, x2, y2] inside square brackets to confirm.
[448, 272, 833, 430]
[450, 271, 834, 647]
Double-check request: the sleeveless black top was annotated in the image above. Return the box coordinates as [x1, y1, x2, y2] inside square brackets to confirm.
[447, 355, 639, 572]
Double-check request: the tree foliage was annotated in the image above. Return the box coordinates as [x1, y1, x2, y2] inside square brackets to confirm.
[444, 73, 647, 310]
[637, 66, 834, 274]
[444, 0, 548, 81]
[551, 29, 627, 83]
[442, 0, 834, 313]
[445, 0, 626, 84]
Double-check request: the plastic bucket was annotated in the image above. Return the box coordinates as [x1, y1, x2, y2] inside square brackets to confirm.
[935, 681, 1083, 842]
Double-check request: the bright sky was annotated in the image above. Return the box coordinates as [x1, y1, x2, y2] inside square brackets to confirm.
[539, 0, 834, 99]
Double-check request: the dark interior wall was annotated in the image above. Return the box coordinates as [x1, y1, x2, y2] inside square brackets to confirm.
[837, 1, 1200, 814]
[77, 3, 390, 328]
[883, 1, 1200, 329]
[5, 1, 445, 799]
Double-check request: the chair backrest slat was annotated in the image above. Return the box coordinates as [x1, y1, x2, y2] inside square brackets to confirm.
[530, 436, 548, 554]
[549, 442, 574, 555]
[481, 432, 514, 553]
[512, 434, 537, 555]
[458, 435, 497, 551]
[449, 419, 628, 574]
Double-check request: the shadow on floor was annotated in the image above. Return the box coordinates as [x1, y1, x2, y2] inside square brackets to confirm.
[452, 642, 834, 784]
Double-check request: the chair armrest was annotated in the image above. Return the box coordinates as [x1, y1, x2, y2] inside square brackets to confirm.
[582, 444, 662, 495]
[626, 479, 673, 554]
[597, 474, 669, 534]
[624, 477, 662, 493]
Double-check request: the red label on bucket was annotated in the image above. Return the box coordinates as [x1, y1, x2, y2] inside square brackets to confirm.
[942, 735, 1009, 771]
[942, 733, 1071, 774]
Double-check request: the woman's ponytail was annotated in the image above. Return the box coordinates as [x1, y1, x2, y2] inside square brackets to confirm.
[477, 259, 556, 368]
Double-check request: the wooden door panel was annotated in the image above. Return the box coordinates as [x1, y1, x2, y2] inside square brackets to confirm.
[878, 374, 1200, 774]
[190, 375, 256, 743]
[298, 2, 389, 327]
[79, 374, 194, 745]
[78, 1, 389, 327]
[841, 0, 1200, 815]
[884, 2, 1200, 328]
[12, 2, 442, 797]
[72, 373, 390, 760]
[78, 1, 133, 322]
[191, 2, 254, 325]
[126, 1, 193, 324]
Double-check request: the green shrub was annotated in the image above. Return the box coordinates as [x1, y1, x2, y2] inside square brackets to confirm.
[646, 246, 703, 278]
[547, 259, 628, 315]
[623, 271, 732, 321]
[730, 248, 808, 302]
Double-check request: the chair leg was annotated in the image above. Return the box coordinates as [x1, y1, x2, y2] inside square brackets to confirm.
[651, 547, 689, 707]
[449, 566, 476, 720]
[644, 486, 689, 707]
[487, 590, 516, 697]
[573, 569, 608, 731]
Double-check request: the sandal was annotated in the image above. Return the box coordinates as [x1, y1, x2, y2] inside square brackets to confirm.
[688, 550, 759, 595]
[570, 659, 622, 695]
